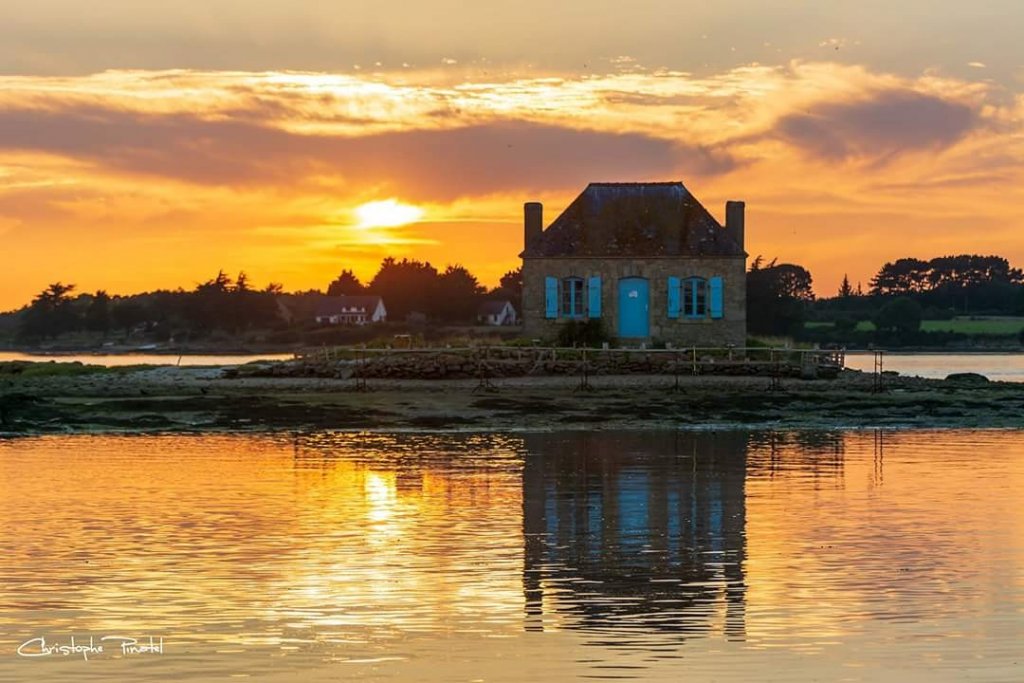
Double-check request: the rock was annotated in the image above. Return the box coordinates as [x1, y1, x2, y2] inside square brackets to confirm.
[945, 372, 990, 384]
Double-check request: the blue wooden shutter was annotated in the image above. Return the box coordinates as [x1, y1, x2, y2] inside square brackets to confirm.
[709, 276, 724, 319]
[587, 276, 602, 318]
[544, 277, 558, 319]
[667, 276, 680, 319]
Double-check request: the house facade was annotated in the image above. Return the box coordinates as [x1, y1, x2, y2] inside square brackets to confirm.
[314, 295, 387, 325]
[521, 182, 746, 345]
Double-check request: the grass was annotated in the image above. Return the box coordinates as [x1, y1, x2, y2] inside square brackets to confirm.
[808, 317, 1024, 335]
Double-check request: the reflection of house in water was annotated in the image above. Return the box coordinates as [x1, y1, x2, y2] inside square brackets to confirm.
[522, 432, 748, 641]
[747, 431, 847, 482]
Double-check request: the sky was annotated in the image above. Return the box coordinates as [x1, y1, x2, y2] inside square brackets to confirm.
[2, 0, 1024, 309]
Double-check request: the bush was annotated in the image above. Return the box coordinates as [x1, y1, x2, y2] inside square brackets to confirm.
[834, 316, 859, 334]
[556, 319, 609, 347]
[922, 306, 957, 321]
[873, 297, 922, 333]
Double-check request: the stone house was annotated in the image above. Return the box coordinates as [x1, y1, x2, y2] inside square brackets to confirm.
[520, 182, 746, 345]
[314, 295, 387, 325]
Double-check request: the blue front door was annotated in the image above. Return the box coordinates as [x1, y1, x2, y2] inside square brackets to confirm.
[618, 277, 649, 338]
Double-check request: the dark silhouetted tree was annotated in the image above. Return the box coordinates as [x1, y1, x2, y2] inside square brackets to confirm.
[327, 269, 365, 296]
[838, 274, 853, 298]
[869, 254, 1023, 312]
[85, 290, 112, 334]
[112, 299, 148, 335]
[870, 258, 931, 295]
[492, 267, 523, 311]
[873, 297, 922, 333]
[435, 264, 485, 322]
[184, 271, 234, 333]
[19, 282, 80, 339]
[368, 258, 440, 319]
[747, 258, 814, 336]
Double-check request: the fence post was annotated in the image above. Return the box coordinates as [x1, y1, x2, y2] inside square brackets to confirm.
[673, 349, 681, 392]
[576, 347, 593, 392]
[872, 350, 885, 393]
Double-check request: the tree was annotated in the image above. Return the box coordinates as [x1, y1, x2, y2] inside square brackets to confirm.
[84, 290, 112, 334]
[326, 269, 365, 296]
[18, 282, 80, 339]
[870, 258, 931, 295]
[491, 267, 523, 311]
[838, 274, 853, 298]
[873, 297, 922, 333]
[197, 270, 233, 294]
[234, 271, 251, 293]
[868, 254, 1024, 313]
[184, 271, 233, 333]
[435, 264, 485, 322]
[747, 258, 815, 336]
[368, 257, 440, 319]
[112, 299, 148, 334]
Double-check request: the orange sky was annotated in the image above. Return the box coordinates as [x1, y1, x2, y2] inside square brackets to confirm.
[2, 3, 1024, 309]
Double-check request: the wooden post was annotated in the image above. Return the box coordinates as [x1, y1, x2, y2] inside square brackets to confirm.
[872, 350, 885, 393]
[673, 350, 681, 392]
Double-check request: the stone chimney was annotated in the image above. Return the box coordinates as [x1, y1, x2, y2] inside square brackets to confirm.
[524, 202, 543, 252]
[726, 200, 745, 248]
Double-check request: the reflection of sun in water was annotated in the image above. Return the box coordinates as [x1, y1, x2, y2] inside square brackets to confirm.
[355, 199, 424, 229]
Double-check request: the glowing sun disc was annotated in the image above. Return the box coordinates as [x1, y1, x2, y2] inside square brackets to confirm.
[355, 199, 424, 229]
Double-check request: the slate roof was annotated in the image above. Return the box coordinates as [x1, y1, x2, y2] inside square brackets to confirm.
[522, 182, 744, 258]
[315, 295, 383, 316]
[478, 300, 514, 316]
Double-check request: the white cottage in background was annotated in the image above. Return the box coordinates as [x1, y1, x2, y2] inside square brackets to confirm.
[477, 300, 518, 326]
[314, 295, 387, 325]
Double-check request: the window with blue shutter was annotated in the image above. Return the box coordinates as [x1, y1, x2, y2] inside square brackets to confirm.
[544, 277, 558, 318]
[683, 277, 707, 318]
[709, 276, 724, 319]
[667, 276, 680, 318]
[588, 276, 602, 318]
[561, 277, 584, 317]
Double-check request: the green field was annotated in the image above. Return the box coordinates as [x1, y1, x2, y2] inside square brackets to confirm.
[807, 317, 1024, 334]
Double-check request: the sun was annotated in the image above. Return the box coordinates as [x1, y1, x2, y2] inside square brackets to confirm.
[354, 199, 424, 229]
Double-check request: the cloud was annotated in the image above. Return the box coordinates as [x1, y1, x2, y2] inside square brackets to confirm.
[0, 63, 1021, 309]
[0, 103, 736, 199]
[772, 89, 979, 162]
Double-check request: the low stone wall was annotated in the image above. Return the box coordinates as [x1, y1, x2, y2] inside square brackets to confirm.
[253, 348, 841, 381]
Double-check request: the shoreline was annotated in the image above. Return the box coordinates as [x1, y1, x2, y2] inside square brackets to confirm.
[3, 363, 1023, 435]
[3, 341, 1024, 358]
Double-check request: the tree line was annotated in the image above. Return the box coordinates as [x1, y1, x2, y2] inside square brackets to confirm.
[325, 258, 521, 321]
[9, 251, 1022, 344]
[10, 259, 523, 342]
[747, 253, 1024, 342]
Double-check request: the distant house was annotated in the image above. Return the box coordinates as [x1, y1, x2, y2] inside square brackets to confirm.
[314, 295, 387, 325]
[477, 300, 518, 326]
[520, 181, 747, 345]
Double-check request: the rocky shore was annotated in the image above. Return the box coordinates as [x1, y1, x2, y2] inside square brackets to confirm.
[1, 358, 1022, 434]
[256, 347, 841, 381]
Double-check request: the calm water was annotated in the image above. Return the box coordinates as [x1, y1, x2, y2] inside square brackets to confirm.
[0, 351, 294, 367]
[846, 351, 1024, 382]
[1, 430, 1022, 682]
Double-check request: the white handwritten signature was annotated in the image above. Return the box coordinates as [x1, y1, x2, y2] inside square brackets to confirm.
[17, 636, 164, 661]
